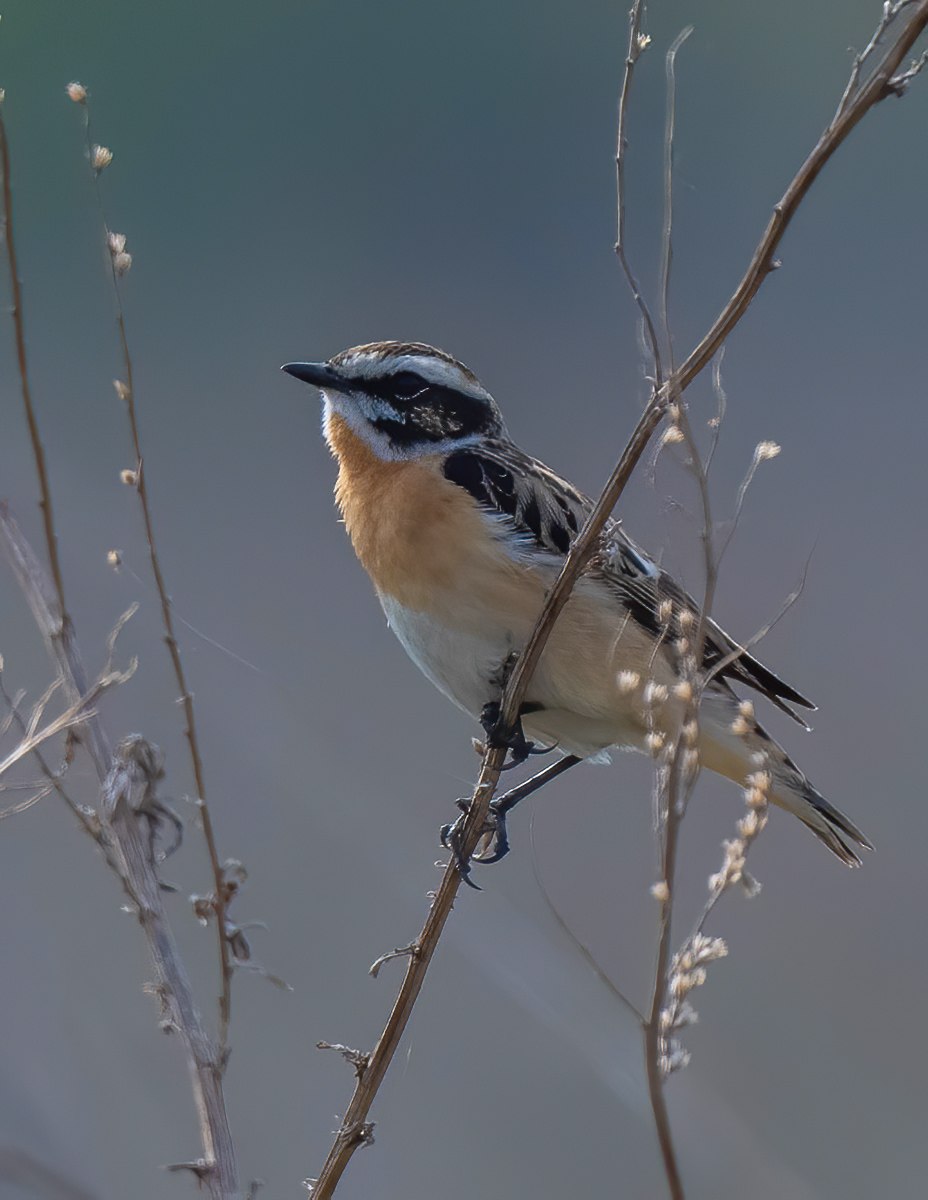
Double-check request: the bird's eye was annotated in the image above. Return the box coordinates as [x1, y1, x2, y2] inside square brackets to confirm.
[389, 371, 431, 402]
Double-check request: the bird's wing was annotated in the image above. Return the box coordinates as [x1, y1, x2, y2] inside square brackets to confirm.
[442, 439, 815, 723]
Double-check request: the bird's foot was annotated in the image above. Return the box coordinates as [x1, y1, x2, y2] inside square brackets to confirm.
[439, 800, 484, 889]
[439, 796, 511, 887]
[480, 701, 551, 770]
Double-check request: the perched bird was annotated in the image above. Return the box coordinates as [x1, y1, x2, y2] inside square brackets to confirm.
[282, 341, 871, 868]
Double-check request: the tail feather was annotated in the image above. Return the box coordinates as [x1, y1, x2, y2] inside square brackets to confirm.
[697, 687, 873, 868]
[788, 783, 874, 868]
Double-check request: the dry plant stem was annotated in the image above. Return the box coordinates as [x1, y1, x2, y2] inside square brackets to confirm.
[80, 108, 233, 1054]
[0, 112, 69, 617]
[310, 745, 509, 1198]
[312, 6, 928, 1193]
[615, 0, 664, 384]
[0, 509, 240, 1200]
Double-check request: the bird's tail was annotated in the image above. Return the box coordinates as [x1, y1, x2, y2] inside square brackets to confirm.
[697, 690, 873, 867]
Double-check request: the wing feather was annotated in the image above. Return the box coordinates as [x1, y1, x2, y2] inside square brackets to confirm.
[442, 440, 814, 720]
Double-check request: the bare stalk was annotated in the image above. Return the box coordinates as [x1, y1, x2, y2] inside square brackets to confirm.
[0, 110, 69, 619]
[74, 98, 234, 1054]
[615, 0, 664, 384]
[310, 5, 928, 1194]
[0, 509, 240, 1199]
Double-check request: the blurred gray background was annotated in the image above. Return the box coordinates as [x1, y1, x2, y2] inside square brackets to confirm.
[0, 1, 925, 1196]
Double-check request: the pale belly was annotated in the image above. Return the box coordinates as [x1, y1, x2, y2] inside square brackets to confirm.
[378, 588, 662, 759]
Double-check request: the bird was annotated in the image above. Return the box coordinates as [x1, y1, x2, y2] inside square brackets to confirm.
[282, 341, 871, 870]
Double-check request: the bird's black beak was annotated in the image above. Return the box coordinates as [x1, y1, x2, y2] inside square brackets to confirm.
[280, 361, 345, 391]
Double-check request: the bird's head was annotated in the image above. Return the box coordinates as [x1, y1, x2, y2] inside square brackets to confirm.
[282, 341, 505, 459]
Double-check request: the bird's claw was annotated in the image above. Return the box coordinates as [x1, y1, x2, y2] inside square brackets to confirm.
[439, 809, 483, 889]
[480, 701, 550, 769]
[439, 797, 512, 885]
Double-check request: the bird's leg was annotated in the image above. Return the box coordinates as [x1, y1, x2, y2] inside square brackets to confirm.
[440, 753, 582, 884]
[477, 754, 582, 864]
[480, 699, 552, 769]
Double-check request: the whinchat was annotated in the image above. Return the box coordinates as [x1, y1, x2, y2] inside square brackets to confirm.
[283, 341, 871, 869]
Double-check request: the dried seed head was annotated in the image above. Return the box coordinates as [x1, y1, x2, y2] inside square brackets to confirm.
[738, 699, 755, 720]
[682, 719, 699, 747]
[662, 425, 685, 446]
[643, 681, 669, 707]
[657, 598, 673, 625]
[113, 379, 130, 401]
[673, 680, 693, 703]
[91, 143, 113, 171]
[636, 32, 652, 51]
[617, 670, 640, 694]
[106, 548, 122, 569]
[107, 231, 127, 255]
[651, 880, 670, 902]
[120, 468, 138, 486]
[66, 81, 88, 103]
[113, 251, 132, 276]
[645, 731, 665, 755]
[678, 609, 695, 633]
[755, 440, 781, 461]
[730, 715, 750, 737]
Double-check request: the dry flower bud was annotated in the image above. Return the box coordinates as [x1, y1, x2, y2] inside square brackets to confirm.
[678, 609, 695, 633]
[636, 33, 652, 51]
[657, 598, 673, 624]
[755, 440, 781, 461]
[66, 81, 88, 103]
[120, 468, 138, 486]
[745, 786, 768, 810]
[662, 425, 685, 446]
[617, 670, 640, 694]
[91, 144, 113, 171]
[730, 715, 750, 736]
[745, 771, 772, 793]
[738, 700, 755, 719]
[107, 231, 127, 255]
[106, 549, 122, 569]
[673, 680, 693, 703]
[651, 880, 670, 902]
[113, 251, 132, 276]
[113, 379, 130, 401]
[645, 731, 665, 755]
[643, 681, 668, 706]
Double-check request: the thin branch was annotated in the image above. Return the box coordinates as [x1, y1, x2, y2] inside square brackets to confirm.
[73, 97, 234, 1056]
[615, 0, 664, 385]
[528, 815, 646, 1025]
[0, 507, 240, 1200]
[0, 109, 69, 619]
[309, 6, 928, 1193]
[659, 25, 694, 370]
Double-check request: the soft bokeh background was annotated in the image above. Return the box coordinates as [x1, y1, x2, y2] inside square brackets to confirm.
[0, 1, 925, 1197]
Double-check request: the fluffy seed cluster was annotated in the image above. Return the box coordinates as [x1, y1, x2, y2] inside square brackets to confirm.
[107, 230, 132, 276]
[91, 143, 113, 172]
[659, 934, 729, 1076]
